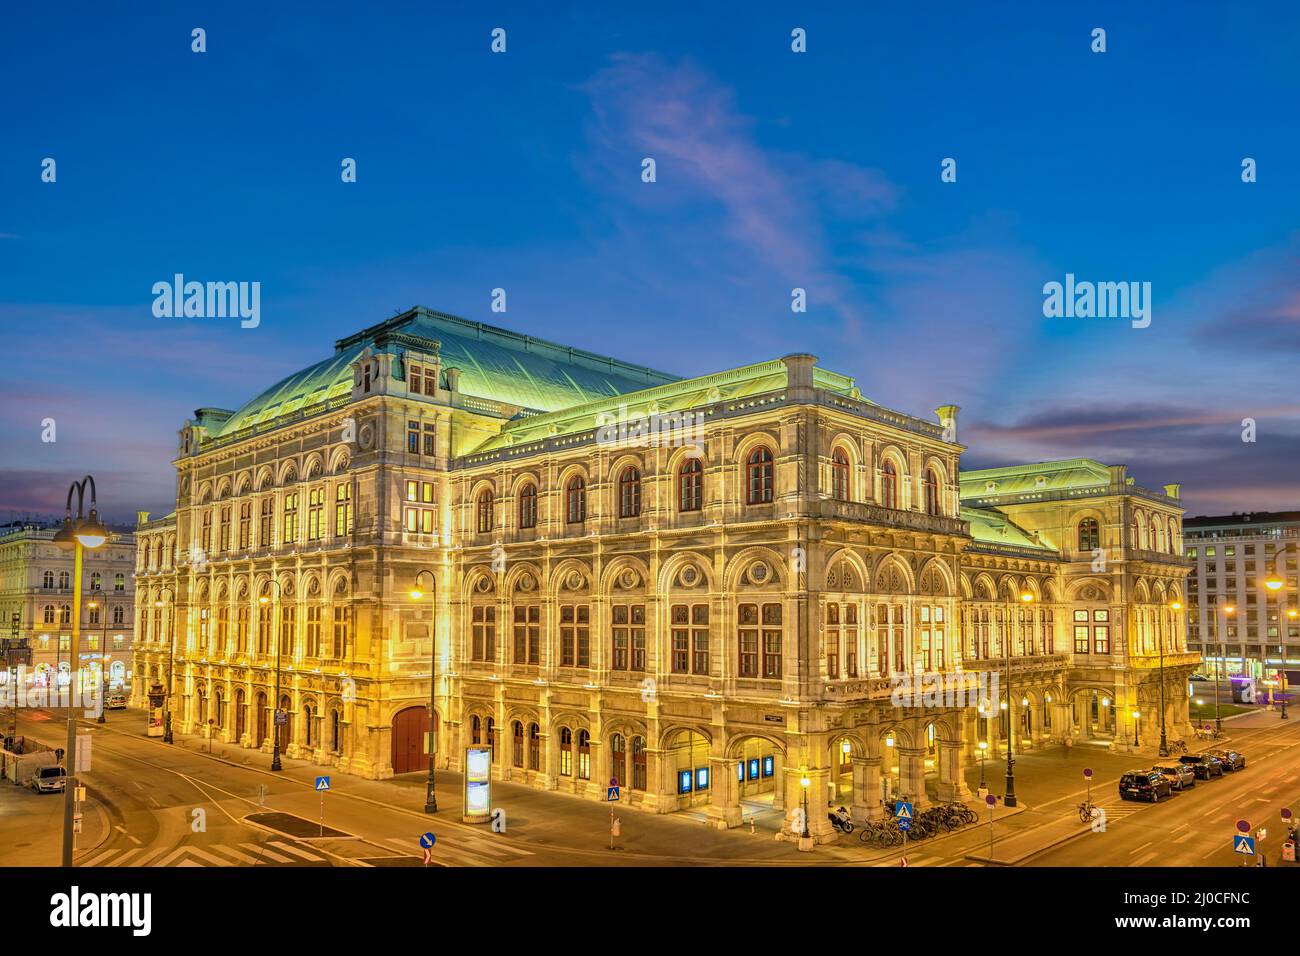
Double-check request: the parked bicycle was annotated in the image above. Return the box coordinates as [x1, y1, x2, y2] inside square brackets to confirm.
[1167, 739, 1188, 755]
[1077, 800, 1098, 823]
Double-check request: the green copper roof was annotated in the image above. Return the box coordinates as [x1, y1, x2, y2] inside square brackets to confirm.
[213, 308, 681, 437]
[962, 507, 1057, 552]
[959, 458, 1112, 498]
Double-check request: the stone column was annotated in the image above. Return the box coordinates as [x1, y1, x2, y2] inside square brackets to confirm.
[937, 737, 970, 801]
[707, 755, 741, 829]
[898, 746, 927, 807]
[850, 756, 874, 823]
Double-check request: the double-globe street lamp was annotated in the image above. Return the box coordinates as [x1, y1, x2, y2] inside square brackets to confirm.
[52, 475, 108, 869]
[410, 569, 438, 813]
[87, 588, 109, 724]
[1002, 589, 1034, 809]
[258, 579, 287, 772]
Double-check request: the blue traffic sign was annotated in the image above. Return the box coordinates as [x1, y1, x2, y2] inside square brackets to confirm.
[606, 786, 620, 802]
[315, 776, 331, 791]
[894, 801, 913, 820]
[1233, 835, 1256, 855]
[898, 819, 911, 832]
[419, 832, 436, 849]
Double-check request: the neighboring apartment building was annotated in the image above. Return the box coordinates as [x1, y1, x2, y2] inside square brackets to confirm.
[0, 521, 137, 695]
[1182, 511, 1300, 680]
[131, 307, 1196, 841]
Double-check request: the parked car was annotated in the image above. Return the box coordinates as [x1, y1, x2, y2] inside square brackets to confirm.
[1119, 770, 1172, 802]
[1179, 753, 1225, 779]
[1209, 749, 1246, 771]
[1153, 764, 1196, 791]
[31, 766, 66, 793]
[106, 693, 127, 710]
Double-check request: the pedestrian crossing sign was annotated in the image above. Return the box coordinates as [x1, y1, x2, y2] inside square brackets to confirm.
[1233, 835, 1255, 855]
[607, 786, 620, 801]
[315, 776, 331, 791]
[894, 801, 913, 820]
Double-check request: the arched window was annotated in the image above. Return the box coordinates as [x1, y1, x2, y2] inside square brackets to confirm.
[577, 729, 591, 780]
[746, 447, 774, 505]
[618, 467, 641, 518]
[518, 483, 537, 529]
[1078, 517, 1100, 552]
[611, 733, 627, 788]
[923, 467, 940, 515]
[90, 571, 101, 591]
[512, 720, 524, 768]
[880, 460, 898, 510]
[42, 570, 54, 589]
[831, 448, 850, 501]
[679, 458, 703, 512]
[528, 722, 540, 770]
[58, 571, 70, 590]
[559, 727, 573, 775]
[43, 604, 55, 624]
[565, 477, 586, 524]
[1150, 518, 1161, 552]
[471, 715, 482, 745]
[476, 489, 494, 534]
[115, 573, 125, 591]
[304, 703, 315, 747]
[113, 605, 124, 625]
[60, 604, 71, 625]
[331, 709, 341, 752]
[631, 735, 647, 790]
[486, 716, 495, 749]
[154, 540, 163, 567]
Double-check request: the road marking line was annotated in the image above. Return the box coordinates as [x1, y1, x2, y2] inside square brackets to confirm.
[240, 842, 294, 863]
[154, 847, 190, 867]
[1131, 850, 1160, 866]
[84, 849, 120, 867]
[130, 848, 173, 867]
[267, 840, 322, 861]
[108, 849, 143, 866]
[1128, 840, 1154, 855]
[211, 844, 259, 864]
[1174, 831, 1196, 844]
[185, 846, 235, 866]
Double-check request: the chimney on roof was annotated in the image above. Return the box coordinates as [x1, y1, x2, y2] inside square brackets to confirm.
[780, 354, 817, 399]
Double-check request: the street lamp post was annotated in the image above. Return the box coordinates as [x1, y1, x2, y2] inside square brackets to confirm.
[1217, 604, 1234, 734]
[1264, 548, 1295, 721]
[88, 589, 109, 724]
[799, 773, 811, 840]
[411, 569, 438, 813]
[978, 740, 988, 791]
[155, 586, 177, 743]
[52, 475, 109, 868]
[258, 580, 285, 772]
[1002, 589, 1034, 809]
[1160, 601, 1180, 756]
[1131, 709, 1140, 748]
[1283, 609, 1297, 721]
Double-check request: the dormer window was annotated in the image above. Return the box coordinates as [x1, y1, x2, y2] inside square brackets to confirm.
[363, 364, 372, 393]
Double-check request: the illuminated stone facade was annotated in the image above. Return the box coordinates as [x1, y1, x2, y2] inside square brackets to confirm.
[132, 307, 1198, 841]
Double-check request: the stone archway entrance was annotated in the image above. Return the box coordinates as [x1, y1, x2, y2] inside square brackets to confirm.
[392, 706, 435, 774]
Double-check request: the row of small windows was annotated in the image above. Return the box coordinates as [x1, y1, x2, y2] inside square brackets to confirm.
[42, 604, 126, 625]
[41, 570, 126, 591]
[497, 721, 648, 788]
[1075, 516, 1181, 553]
[190, 486, 355, 557]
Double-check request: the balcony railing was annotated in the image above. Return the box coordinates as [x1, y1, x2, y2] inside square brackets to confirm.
[815, 499, 969, 536]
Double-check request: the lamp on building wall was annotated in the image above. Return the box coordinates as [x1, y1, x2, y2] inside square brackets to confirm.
[154, 585, 177, 743]
[258, 579, 285, 771]
[412, 568, 438, 813]
[52, 474, 107, 869]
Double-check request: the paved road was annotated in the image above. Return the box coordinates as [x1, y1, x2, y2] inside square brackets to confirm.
[1024, 714, 1300, 866]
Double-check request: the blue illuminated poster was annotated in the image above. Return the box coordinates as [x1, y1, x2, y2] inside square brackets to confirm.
[737, 762, 744, 781]
[748, 758, 760, 780]
[696, 767, 710, 791]
[678, 769, 693, 794]
[762, 755, 774, 778]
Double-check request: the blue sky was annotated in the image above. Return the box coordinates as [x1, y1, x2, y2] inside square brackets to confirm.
[3, 0, 1299, 521]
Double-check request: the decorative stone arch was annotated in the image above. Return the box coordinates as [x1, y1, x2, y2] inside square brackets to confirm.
[508, 470, 541, 496]
[254, 465, 274, 491]
[959, 572, 973, 601]
[301, 572, 324, 600]
[656, 551, 715, 596]
[827, 729, 868, 758]
[503, 562, 544, 596]
[466, 476, 498, 501]
[195, 481, 213, 505]
[722, 545, 789, 593]
[1133, 578, 1151, 604]
[195, 579, 210, 602]
[599, 555, 650, 598]
[1130, 507, 1147, 548]
[214, 579, 229, 602]
[276, 459, 299, 486]
[1068, 579, 1112, 603]
[663, 443, 708, 493]
[723, 730, 785, 760]
[824, 547, 869, 593]
[325, 569, 351, 598]
[1043, 578, 1061, 604]
[463, 564, 497, 599]
[328, 445, 351, 474]
[548, 558, 592, 597]
[303, 453, 326, 481]
[555, 462, 591, 493]
[916, 557, 955, 597]
[608, 451, 647, 481]
[732, 430, 781, 470]
[213, 476, 233, 501]
[658, 723, 714, 751]
[871, 553, 914, 595]
[919, 454, 950, 512]
[875, 723, 916, 751]
[234, 472, 253, 497]
[1151, 580, 1168, 603]
[973, 572, 997, 601]
[549, 712, 591, 735]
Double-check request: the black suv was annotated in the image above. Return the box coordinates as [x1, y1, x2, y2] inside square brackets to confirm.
[1179, 753, 1225, 779]
[1119, 770, 1172, 802]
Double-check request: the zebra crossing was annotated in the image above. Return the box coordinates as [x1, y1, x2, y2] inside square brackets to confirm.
[378, 833, 535, 867]
[81, 839, 330, 867]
